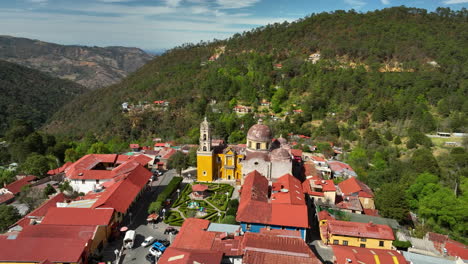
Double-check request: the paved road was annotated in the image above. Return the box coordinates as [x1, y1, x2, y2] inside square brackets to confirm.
[100, 170, 177, 264]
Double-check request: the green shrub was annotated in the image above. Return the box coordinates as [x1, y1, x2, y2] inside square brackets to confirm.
[393, 240, 412, 249]
[221, 215, 238, 225]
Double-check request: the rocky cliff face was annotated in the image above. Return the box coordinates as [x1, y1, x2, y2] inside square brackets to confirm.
[0, 36, 153, 89]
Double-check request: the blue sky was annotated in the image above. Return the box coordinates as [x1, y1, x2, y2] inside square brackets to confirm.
[2, 0, 467, 52]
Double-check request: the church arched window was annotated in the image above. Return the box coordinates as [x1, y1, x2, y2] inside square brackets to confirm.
[203, 146, 207, 151]
[203, 134, 207, 140]
[256, 143, 261, 149]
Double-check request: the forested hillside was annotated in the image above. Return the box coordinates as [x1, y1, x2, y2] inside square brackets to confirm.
[0, 60, 88, 135]
[46, 7, 467, 140]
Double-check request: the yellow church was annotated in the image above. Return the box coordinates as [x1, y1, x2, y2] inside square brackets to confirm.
[196, 117, 244, 182]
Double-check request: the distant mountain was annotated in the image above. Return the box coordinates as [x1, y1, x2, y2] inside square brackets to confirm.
[0, 36, 153, 89]
[0, 60, 88, 135]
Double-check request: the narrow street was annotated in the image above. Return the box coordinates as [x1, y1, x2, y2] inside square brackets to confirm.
[100, 169, 177, 264]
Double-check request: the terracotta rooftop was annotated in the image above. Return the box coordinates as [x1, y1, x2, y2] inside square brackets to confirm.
[90, 165, 152, 213]
[64, 154, 151, 180]
[332, 245, 408, 264]
[192, 184, 209, 192]
[0, 237, 88, 263]
[326, 220, 394, 240]
[12, 193, 66, 229]
[302, 178, 336, 196]
[5, 175, 37, 195]
[158, 248, 223, 264]
[47, 162, 73, 175]
[0, 192, 14, 204]
[241, 231, 321, 264]
[338, 177, 374, 198]
[237, 171, 309, 228]
[41, 207, 114, 226]
[336, 196, 363, 211]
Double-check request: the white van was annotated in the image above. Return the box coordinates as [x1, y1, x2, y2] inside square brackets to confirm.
[123, 230, 136, 249]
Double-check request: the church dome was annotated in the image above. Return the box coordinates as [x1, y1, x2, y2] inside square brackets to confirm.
[247, 119, 272, 142]
[270, 148, 291, 161]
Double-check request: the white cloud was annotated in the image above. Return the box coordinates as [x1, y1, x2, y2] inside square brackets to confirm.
[28, 0, 48, 3]
[380, 0, 390, 4]
[443, 0, 468, 3]
[215, 0, 261, 9]
[164, 0, 183, 8]
[96, 0, 134, 3]
[343, 0, 366, 9]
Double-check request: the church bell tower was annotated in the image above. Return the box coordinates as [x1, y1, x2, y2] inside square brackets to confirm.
[197, 117, 215, 181]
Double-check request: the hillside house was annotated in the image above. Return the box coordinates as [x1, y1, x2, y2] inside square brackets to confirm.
[303, 178, 336, 205]
[332, 245, 408, 264]
[338, 177, 375, 210]
[328, 161, 357, 178]
[321, 220, 395, 249]
[233, 105, 252, 114]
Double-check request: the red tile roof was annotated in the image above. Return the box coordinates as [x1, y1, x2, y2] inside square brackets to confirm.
[47, 162, 73, 175]
[129, 143, 140, 149]
[303, 162, 321, 178]
[91, 165, 152, 213]
[41, 207, 114, 226]
[242, 231, 321, 264]
[5, 175, 37, 195]
[290, 149, 302, 157]
[302, 178, 336, 196]
[445, 239, 468, 259]
[332, 245, 408, 264]
[168, 218, 243, 258]
[317, 210, 335, 222]
[0, 237, 88, 263]
[65, 154, 150, 180]
[154, 142, 166, 147]
[363, 208, 380, 216]
[12, 193, 66, 229]
[237, 171, 309, 228]
[328, 161, 355, 172]
[0, 192, 14, 204]
[19, 224, 96, 241]
[338, 177, 374, 198]
[310, 156, 326, 162]
[335, 196, 363, 211]
[159, 248, 223, 264]
[326, 220, 394, 240]
[159, 147, 177, 159]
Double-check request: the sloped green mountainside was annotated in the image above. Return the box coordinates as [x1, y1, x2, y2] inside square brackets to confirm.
[45, 7, 467, 140]
[0, 60, 88, 134]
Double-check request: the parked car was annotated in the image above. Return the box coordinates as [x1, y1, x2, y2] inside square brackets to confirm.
[156, 239, 170, 247]
[141, 236, 154, 247]
[164, 227, 179, 235]
[145, 253, 156, 263]
[149, 247, 162, 257]
[149, 241, 166, 256]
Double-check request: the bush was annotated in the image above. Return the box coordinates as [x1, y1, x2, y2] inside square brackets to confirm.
[149, 177, 183, 213]
[228, 199, 239, 209]
[221, 215, 238, 225]
[226, 207, 237, 216]
[393, 240, 412, 249]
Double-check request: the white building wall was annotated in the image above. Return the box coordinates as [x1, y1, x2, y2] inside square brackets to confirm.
[270, 160, 292, 182]
[69, 179, 111, 193]
[241, 158, 271, 180]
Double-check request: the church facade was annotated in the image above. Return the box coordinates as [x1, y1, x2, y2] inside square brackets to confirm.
[196, 118, 293, 183]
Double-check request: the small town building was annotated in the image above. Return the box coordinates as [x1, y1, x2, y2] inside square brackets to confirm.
[321, 219, 395, 249]
[328, 160, 357, 178]
[332, 245, 408, 264]
[303, 178, 336, 204]
[236, 171, 309, 240]
[338, 177, 375, 210]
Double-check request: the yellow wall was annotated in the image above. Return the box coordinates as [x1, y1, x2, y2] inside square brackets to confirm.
[216, 150, 243, 181]
[323, 234, 393, 250]
[197, 154, 214, 182]
[359, 197, 375, 210]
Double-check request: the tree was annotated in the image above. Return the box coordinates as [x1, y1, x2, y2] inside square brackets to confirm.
[410, 148, 440, 175]
[375, 183, 409, 222]
[20, 153, 56, 177]
[58, 180, 73, 193]
[221, 215, 238, 224]
[0, 205, 21, 232]
[187, 147, 198, 167]
[393, 136, 402, 145]
[167, 152, 188, 176]
[43, 184, 56, 197]
[87, 142, 111, 154]
[18, 185, 45, 211]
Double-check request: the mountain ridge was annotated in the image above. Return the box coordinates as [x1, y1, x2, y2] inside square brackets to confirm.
[0, 35, 153, 89]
